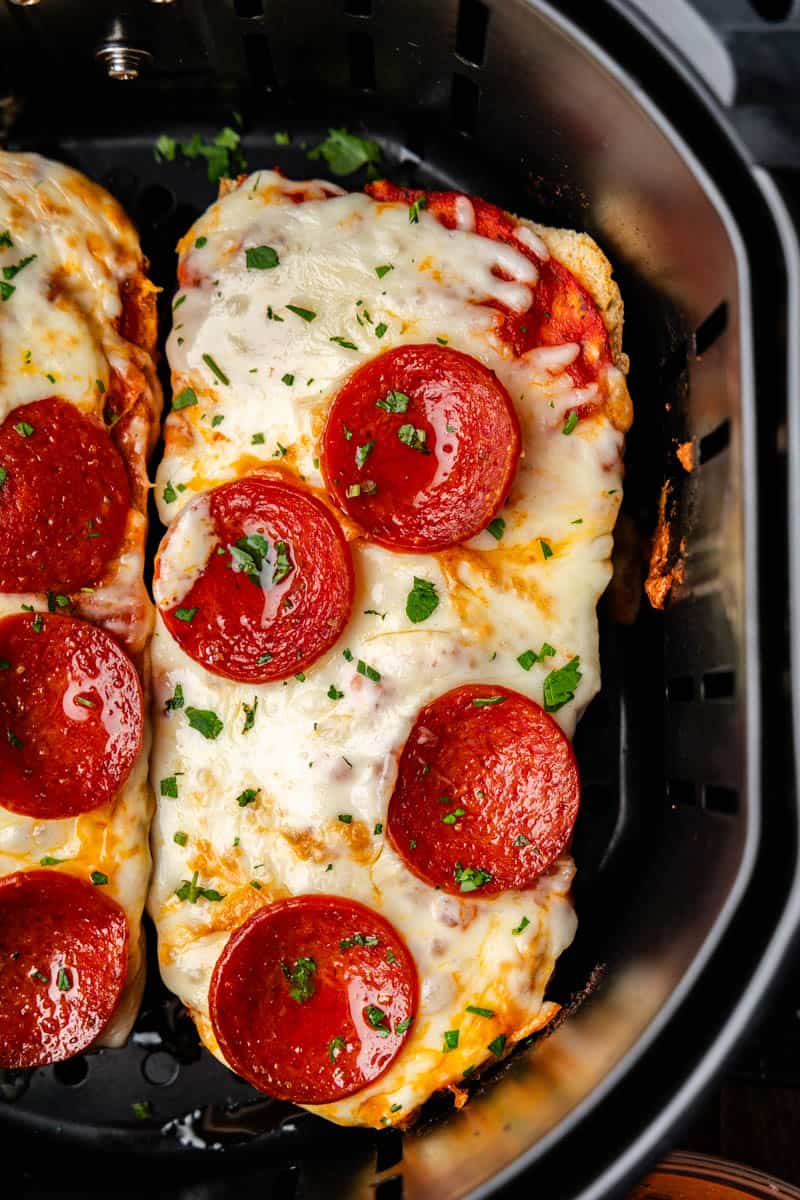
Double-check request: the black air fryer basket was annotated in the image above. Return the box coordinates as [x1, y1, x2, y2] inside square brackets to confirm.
[2, 1, 800, 1197]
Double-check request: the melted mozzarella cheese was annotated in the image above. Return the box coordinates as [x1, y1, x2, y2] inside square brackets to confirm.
[0, 153, 159, 1048]
[149, 172, 627, 1126]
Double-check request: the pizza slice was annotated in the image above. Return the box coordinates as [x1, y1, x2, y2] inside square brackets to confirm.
[148, 171, 631, 1126]
[0, 153, 161, 1067]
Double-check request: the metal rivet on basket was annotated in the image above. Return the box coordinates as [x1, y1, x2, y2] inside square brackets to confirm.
[95, 43, 153, 81]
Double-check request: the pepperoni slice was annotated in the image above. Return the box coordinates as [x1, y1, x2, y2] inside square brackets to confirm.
[387, 684, 580, 895]
[155, 475, 355, 683]
[0, 870, 128, 1069]
[366, 181, 611, 391]
[0, 396, 131, 593]
[210, 894, 417, 1104]
[321, 345, 520, 552]
[0, 612, 143, 819]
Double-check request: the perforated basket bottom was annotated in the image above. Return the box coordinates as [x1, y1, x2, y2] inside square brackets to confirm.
[0, 119, 670, 1169]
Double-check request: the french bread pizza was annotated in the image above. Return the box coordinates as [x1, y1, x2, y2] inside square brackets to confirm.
[145, 170, 632, 1127]
[0, 153, 161, 1067]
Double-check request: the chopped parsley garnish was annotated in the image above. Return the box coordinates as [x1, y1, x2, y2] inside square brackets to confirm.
[472, 695, 506, 707]
[172, 387, 197, 411]
[163, 480, 177, 503]
[0, 659, 8, 670]
[74, 696, 96, 709]
[355, 440, 375, 469]
[442, 807, 466, 825]
[185, 706, 223, 740]
[47, 592, 70, 612]
[436, 336, 449, 345]
[90, 871, 108, 886]
[245, 245, 280, 270]
[281, 373, 295, 386]
[356, 659, 380, 682]
[202, 353, 230, 385]
[443, 1029, 459, 1051]
[131, 1101, 152, 1121]
[397, 423, 428, 452]
[229, 532, 268, 576]
[174, 606, 198, 623]
[512, 916, 530, 936]
[376, 389, 409, 414]
[160, 776, 178, 798]
[365, 1004, 390, 1036]
[2, 254, 36, 281]
[374, 822, 383, 835]
[275, 130, 291, 145]
[330, 335, 358, 351]
[29, 968, 49, 984]
[31, 614, 43, 634]
[488, 1034, 507, 1056]
[286, 304, 316, 322]
[295, 672, 306, 682]
[0, 282, 15, 302]
[408, 196, 428, 224]
[211, 414, 225, 427]
[242, 698, 258, 733]
[340, 933, 379, 950]
[343, 648, 354, 662]
[513, 834, 530, 847]
[539, 538, 553, 560]
[257, 652, 272, 665]
[327, 684, 344, 700]
[0, 467, 6, 488]
[486, 517, 505, 541]
[375, 264, 393, 279]
[175, 871, 225, 903]
[266, 306, 284, 322]
[543, 656, 582, 712]
[172, 294, 186, 312]
[454, 864, 493, 893]
[195, 236, 208, 249]
[56, 967, 73, 992]
[282, 956, 317, 1003]
[374, 323, 388, 339]
[165, 682, 184, 712]
[236, 788, 259, 807]
[14, 421, 34, 438]
[329, 1035, 346, 1061]
[154, 126, 246, 183]
[39, 856, 63, 866]
[395, 1016, 412, 1035]
[273, 541, 293, 583]
[562, 410, 579, 435]
[308, 127, 381, 176]
[517, 643, 556, 671]
[338, 813, 352, 824]
[406, 576, 439, 623]
[571, 517, 583, 525]
[0, 230, 12, 248]
[173, 831, 188, 847]
[466, 1004, 495, 1019]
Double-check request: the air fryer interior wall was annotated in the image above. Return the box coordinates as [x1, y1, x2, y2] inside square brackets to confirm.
[0, 1, 777, 1197]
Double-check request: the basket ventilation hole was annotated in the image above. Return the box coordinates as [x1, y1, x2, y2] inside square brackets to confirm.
[136, 184, 176, 225]
[52, 1056, 89, 1086]
[450, 73, 480, 136]
[344, 0, 373, 16]
[667, 778, 697, 807]
[244, 33, 276, 89]
[456, 0, 489, 67]
[699, 419, 731, 465]
[666, 675, 694, 702]
[694, 301, 728, 357]
[348, 30, 375, 89]
[375, 1127, 404, 1172]
[747, 0, 793, 19]
[234, 0, 263, 17]
[704, 784, 738, 814]
[374, 1177, 404, 1200]
[702, 669, 735, 700]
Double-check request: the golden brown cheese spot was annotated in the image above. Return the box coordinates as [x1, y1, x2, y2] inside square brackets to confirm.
[676, 440, 694, 472]
[281, 828, 330, 864]
[606, 368, 633, 433]
[333, 817, 374, 864]
[187, 835, 243, 883]
[201, 884, 280, 934]
[645, 480, 684, 610]
[438, 545, 553, 623]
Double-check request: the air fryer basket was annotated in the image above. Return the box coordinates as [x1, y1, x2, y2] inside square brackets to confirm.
[1, 2, 799, 1198]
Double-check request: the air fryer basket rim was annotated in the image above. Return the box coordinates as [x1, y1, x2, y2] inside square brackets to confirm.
[1, 1, 799, 1197]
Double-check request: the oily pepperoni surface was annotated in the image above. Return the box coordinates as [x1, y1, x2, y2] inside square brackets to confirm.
[0, 870, 128, 1068]
[0, 396, 131, 593]
[366, 181, 611, 392]
[156, 475, 355, 683]
[321, 345, 520, 552]
[387, 684, 580, 896]
[0, 612, 143, 819]
[210, 894, 418, 1104]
